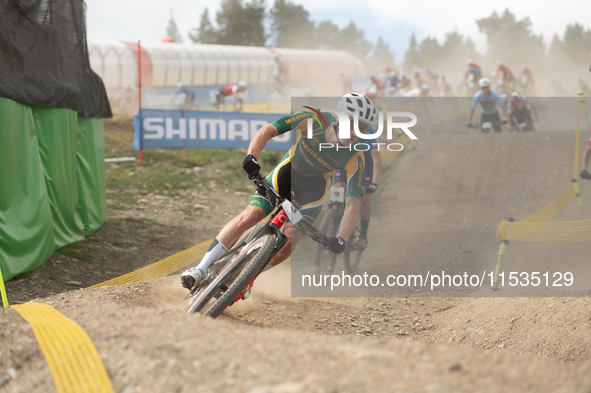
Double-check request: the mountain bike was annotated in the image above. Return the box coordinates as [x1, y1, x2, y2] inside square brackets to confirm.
[186, 174, 329, 318]
[313, 186, 366, 275]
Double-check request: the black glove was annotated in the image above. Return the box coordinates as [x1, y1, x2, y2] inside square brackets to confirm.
[581, 169, 591, 180]
[365, 183, 378, 194]
[467, 123, 476, 128]
[242, 154, 260, 180]
[325, 236, 346, 254]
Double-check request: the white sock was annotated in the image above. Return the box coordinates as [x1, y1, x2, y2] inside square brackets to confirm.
[196, 239, 228, 274]
[262, 263, 275, 273]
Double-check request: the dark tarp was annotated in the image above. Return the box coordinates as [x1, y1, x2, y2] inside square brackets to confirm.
[0, 0, 112, 118]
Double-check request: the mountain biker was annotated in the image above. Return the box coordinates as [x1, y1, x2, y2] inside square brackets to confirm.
[495, 61, 514, 82]
[333, 133, 382, 250]
[467, 77, 508, 133]
[216, 81, 247, 111]
[519, 64, 534, 83]
[385, 73, 400, 96]
[271, 54, 288, 92]
[507, 92, 538, 131]
[464, 60, 482, 95]
[181, 94, 378, 293]
[467, 59, 481, 73]
[581, 135, 591, 180]
[173, 82, 197, 110]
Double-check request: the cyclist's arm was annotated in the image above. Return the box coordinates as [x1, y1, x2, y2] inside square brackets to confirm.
[468, 95, 478, 123]
[370, 148, 382, 184]
[247, 124, 279, 158]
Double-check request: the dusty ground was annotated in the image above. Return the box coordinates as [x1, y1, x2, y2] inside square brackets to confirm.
[2, 120, 591, 392]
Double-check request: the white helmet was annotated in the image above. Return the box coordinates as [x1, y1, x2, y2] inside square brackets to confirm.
[497, 60, 503, 66]
[337, 93, 378, 125]
[421, 84, 431, 91]
[467, 59, 473, 65]
[238, 81, 247, 88]
[177, 82, 184, 88]
[511, 91, 521, 98]
[521, 64, 527, 69]
[479, 77, 491, 88]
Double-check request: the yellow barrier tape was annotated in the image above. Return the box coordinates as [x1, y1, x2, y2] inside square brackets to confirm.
[496, 180, 576, 241]
[496, 219, 591, 242]
[88, 241, 210, 288]
[521, 184, 576, 223]
[12, 302, 114, 393]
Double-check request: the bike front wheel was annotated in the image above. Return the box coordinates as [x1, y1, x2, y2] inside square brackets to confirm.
[203, 234, 275, 318]
[344, 244, 363, 273]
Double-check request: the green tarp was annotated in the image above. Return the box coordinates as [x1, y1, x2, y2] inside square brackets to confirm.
[76, 116, 106, 236]
[0, 98, 55, 280]
[34, 106, 85, 248]
[0, 98, 106, 281]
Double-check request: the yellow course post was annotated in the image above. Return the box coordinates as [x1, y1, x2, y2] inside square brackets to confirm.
[492, 217, 513, 289]
[573, 179, 586, 219]
[0, 266, 9, 307]
[573, 97, 586, 218]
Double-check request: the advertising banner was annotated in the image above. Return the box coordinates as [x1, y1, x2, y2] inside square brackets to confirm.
[133, 109, 292, 151]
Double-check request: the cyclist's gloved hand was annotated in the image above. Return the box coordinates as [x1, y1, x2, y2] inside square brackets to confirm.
[366, 183, 378, 194]
[467, 123, 476, 128]
[581, 169, 591, 180]
[242, 154, 260, 180]
[326, 236, 346, 254]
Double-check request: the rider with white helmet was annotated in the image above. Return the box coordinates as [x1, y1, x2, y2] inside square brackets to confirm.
[467, 77, 508, 133]
[216, 81, 248, 111]
[181, 94, 375, 293]
[172, 81, 196, 109]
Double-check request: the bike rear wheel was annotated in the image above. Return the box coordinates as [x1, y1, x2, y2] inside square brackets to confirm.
[203, 234, 275, 318]
[314, 209, 341, 275]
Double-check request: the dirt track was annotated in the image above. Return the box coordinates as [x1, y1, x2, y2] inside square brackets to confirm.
[3, 128, 591, 392]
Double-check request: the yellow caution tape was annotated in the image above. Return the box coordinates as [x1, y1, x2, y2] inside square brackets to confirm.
[11, 302, 114, 393]
[88, 241, 210, 288]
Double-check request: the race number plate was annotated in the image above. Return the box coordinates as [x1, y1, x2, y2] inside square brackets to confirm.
[481, 122, 492, 129]
[282, 200, 302, 225]
[330, 186, 346, 203]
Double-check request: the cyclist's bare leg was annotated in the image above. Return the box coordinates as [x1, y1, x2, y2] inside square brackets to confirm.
[268, 222, 305, 266]
[360, 193, 371, 220]
[217, 205, 267, 249]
